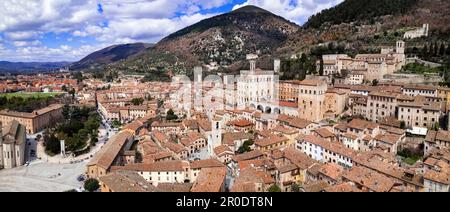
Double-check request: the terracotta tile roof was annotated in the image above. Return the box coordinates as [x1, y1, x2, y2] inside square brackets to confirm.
[191, 167, 227, 192]
[231, 167, 269, 192]
[88, 131, 134, 169]
[424, 169, 450, 185]
[278, 164, 298, 174]
[319, 163, 345, 181]
[334, 123, 348, 131]
[343, 132, 359, 140]
[214, 145, 233, 156]
[99, 171, 160, 192]
[347, 119, 379, 131]
[315, 128, 335, 138]
[353, 152, 423, 187]
[279, 101, 298, 108]
[157, 183, 193, 192]
[273, 125, 298, 135]
[151, 130, 169, 142]
[375, 134, 402, 145]
[426, 130, 450, 143]
[324, 182, 362, 192]
[190, 159, 225, 169]
[197, 119, 212, 131]
[222, 132, 254, 146]
[123, 119, 144, 133]
[114, 160, 189, 172]
[307, 163, 322, 176]
[343, 166, 395, 192]
[301, 181, 329, 192]
[255, 134, 289, 148]
[277, 115, 312, 129]
[299, 79, 326, 87]
[238, 159, 275, 170]
[151, 121, 181, 128]
[229, 119, 254, 128]
[161, 141, 187, 154]
[232, 150, 264, 162]
[283, 147, 316, 170]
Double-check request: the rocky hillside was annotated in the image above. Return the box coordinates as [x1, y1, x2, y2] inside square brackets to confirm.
[70, 43, 153, 71]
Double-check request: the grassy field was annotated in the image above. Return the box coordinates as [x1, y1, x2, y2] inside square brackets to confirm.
[0, 92, 63, 99]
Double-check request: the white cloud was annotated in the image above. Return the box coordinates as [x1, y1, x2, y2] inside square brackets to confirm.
[5, 31, 41, 40]
[13, 40, 42, 47]
[0, 43, 110, 62]
[233, 0, 344, 24]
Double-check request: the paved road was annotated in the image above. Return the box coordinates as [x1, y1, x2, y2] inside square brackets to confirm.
[0, 161, 86, 192]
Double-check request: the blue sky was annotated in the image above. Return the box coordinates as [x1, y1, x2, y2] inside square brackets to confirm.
[0, 0, 343, 62]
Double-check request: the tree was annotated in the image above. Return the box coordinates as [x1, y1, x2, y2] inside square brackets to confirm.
[446, 44, 450, 55]
[268, 184, 281, 192]
[72, 72, 84, 83]
[36, 134, 42, 142]
[237, 139, 254, 154]
[422, 44, 428, 58]
[291, 184, 301, 192]
[439, 43, 446, 56]
[433, 122, 440, 131]
[44, 132, 61, 155]
[319, 57, 324, 76]
[131, 98, 144, 106]
[372, 79, 379, 86]
[69, 88, 76, 99]
[84, 178, 100, 192]
[166, 109, 178, 121]
[157, 99, 164, 108]
[62, 104, 71, 119]
[433, 42, 439, 56]
[429, 43, 434, 56]
[400, 121, 406, 129]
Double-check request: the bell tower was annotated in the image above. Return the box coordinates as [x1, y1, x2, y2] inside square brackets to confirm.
[208, 117, 222, 156]
[396, 40, 405, 54]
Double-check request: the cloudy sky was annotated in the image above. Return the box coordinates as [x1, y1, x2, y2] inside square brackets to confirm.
[0, 0, 343, 62]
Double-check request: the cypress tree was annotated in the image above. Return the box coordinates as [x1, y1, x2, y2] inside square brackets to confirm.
[433, 42, 439, 56]
[422, 44, 428, 58]
[439, 43, 446, 56]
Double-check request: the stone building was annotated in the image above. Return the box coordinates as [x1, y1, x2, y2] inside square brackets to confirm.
[0, 104, 63, 134]
[298, 80, 328, 122]
[0, 120, 27, 169]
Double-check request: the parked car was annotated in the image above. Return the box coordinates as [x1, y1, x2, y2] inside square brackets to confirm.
[77, 175, 85, 182]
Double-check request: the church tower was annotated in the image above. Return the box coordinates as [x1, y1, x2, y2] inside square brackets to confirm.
[208, 117, 222, 157]
[396, 40, 405, 54]
[274, 59, 281, 73]
[395, 40, 406, 71]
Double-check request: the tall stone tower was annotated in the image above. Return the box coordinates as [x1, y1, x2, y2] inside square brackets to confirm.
[395, 40, 406, 71]
[274, 59, 281, 73]
[208, 117, 222, 157]
[396, 40, 405, 54]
